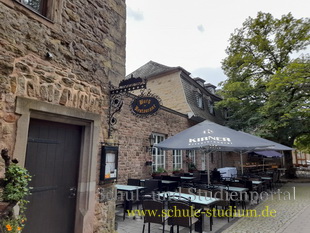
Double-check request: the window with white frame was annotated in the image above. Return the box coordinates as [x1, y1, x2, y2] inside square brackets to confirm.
[173, 150, 182, 170]
[188, 150, 196, 165]
[152, 134, 165, 172]
[207, 99, 215, 115]
[197, 93, 203, 109]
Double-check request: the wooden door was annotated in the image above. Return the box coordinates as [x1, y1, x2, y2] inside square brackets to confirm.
[23, 119, 82, 233]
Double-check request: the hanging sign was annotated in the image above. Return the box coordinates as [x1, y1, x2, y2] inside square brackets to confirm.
[131, 92, 161, 118]
[110, 75, 146, 94]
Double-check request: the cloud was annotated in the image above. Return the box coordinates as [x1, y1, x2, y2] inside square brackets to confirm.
[191, 67, 227, 87]
[197, 24, 205, 32]
[127, 7, 144, 21]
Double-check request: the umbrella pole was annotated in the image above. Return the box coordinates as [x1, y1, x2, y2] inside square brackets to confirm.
[207, 152, 210, 185]
[240, 151, 244, 175]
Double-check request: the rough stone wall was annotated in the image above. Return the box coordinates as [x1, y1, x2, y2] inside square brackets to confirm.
[0, 0, 126, 232]
[0, 0, 125, 149]
[113, 95, 193, 184]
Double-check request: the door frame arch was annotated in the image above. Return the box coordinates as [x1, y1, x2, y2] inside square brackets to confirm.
[14, 97, 101, 233]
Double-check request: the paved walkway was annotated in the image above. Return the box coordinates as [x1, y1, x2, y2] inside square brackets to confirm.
[116, 181, 310, 233]
[221, 182, 310, 233]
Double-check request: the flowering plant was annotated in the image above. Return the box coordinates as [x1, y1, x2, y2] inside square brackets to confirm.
[1, 213, 26, 233]
[0, 163, 32, 233]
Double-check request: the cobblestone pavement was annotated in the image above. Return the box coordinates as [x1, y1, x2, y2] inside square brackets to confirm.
[221, 182, 310, 233]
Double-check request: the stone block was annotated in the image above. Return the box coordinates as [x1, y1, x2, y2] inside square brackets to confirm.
[40, 86, 48, 101]
[59, 89, 70, 105]
[15, 62, 31, 73]
[0, 76, 10, 94]
[3, 113, 17, 123]
[27, 81, 36, 97]
[61, 77, 74, 87]
[0, 60, 13, 75]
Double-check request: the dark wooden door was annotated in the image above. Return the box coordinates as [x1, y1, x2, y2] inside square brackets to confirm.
[23, 119, 82, 233]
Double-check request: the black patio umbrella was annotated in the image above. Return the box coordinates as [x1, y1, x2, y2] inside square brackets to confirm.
[154, 120, 275, 183]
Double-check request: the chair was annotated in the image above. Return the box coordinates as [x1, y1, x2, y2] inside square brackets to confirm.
[162, 176, 180, 191]
[142, 196, 167, 233]
[228, 183, 247, 210]
[209, 189, 231, 222]
[127, 178, 141, 186]
[144, 179, 161, 195]
[195, 189, 216, 231]
[167, 196, 202, 233]
[200, 174, 209, 184]
[211, 170, 222, 184]
[126, 179, 143, 217]
[178, 187, 196, 194]
[271, 171, 279, 190]
[193, 171, 201, 181]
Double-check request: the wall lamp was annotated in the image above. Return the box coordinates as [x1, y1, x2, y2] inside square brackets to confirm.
[145, 134, 155, 153]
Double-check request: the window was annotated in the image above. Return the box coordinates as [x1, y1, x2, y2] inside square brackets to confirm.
[173, 150, 182, 170]
[188, 150, 196, 165]
[207, 99, 215, 115]
[18, 0, 49, 17]
[197, 93, 203, 109]
[152, 134, 165, 172]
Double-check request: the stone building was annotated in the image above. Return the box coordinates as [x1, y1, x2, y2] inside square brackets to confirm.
[0, 1, 247, 232]
[0, 0, 125, 232]
[128, 61, 224, 124]
[120, 61, 243, 176]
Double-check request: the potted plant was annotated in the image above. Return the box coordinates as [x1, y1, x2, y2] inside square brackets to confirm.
[151, 167, 168, 178]
[172, 168, 184, 175]
[188, 163, 198, 173]
[0, 149, 32, 233]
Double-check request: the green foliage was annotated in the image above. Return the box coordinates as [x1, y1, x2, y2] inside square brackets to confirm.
[188, 163, 197, 171]
[294, 135, 310, 153]
[153, 167, 167, 174]
[1, 201, 27, 233]
[1, 164, 32, 233]
[218, 12, 310, 147]
[3, 164, 32, 202]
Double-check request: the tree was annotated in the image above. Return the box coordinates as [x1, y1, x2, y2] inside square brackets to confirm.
[217, 12, 310, 178]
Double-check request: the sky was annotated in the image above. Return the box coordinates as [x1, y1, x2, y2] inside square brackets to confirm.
[126, 0, 310, 87]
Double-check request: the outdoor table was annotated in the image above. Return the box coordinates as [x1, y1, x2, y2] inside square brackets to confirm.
[140, 179, 178, 185]
[213, 185, 248, 193]
[260, 177, 272, 190]
[231, 179, 262, 185]
[180, 176, 195, 180]
[140, 179, 178, 191]
[116, 184, 145, 192]
[115, 184, 145, 220]
[251, 180, 263, 185]
[212, 185, 248, 210]
[158, 191, 220, 232]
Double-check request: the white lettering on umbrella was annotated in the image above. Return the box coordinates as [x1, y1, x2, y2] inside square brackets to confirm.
[203, 129, 214, 134]
[189, 136, 232, 145]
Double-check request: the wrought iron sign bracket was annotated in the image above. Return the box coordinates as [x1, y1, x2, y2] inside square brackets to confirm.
[108, 76, 147, 137]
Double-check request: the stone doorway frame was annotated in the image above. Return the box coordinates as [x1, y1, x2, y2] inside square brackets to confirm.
[14, 97, 100, 233]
